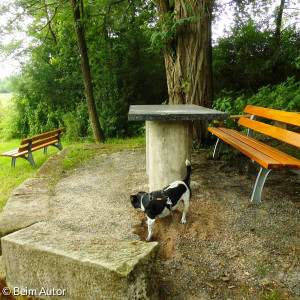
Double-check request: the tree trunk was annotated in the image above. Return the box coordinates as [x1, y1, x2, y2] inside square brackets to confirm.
[70, 0, 105, 143]
[274, 0, 285, 44]
[154, 0, 213, 144]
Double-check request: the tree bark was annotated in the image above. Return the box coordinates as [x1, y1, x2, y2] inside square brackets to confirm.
[154, 0, 213, 144]
[274, 0, 285, 44]
[70, 0, 105, 143]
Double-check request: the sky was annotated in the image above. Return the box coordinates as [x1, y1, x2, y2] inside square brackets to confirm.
[0, 0, 25, 79]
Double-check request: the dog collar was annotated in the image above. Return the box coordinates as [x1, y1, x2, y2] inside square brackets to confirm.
[151, 190, 173, 208]
[161, 190, 173, 206]
[143, 190, 173, 211]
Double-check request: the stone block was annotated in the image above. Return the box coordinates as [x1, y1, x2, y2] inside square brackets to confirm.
[0, 178, 50, 238]
[1, 222, 159, 300]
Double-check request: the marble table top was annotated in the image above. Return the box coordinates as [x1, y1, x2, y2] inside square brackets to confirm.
[128, 104, 230, 121]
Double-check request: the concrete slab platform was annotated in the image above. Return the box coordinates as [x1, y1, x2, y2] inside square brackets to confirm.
[0, 150, 159, 299]
[2, 222, 159, 300]
[0, 178, 50, 238]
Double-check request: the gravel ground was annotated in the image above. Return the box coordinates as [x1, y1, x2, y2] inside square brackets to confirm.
[46, 144, 299, 300]
[49, 150, 148, 242]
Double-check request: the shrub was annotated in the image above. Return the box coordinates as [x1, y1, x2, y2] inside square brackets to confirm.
[214, 77, 300, 115]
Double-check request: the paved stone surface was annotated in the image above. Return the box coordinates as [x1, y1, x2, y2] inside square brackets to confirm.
[128, 104, 230, 121]
[0, 178, 50, 238]
[0, 150, 159, 299]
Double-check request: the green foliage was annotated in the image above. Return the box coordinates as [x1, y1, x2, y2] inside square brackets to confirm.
[213, 77, 300, 123]
[1, 0, 299, 142]
[1, 0, 167, 140]
[62, 102, 91, 141]
[213, 20, 300, 94]
[150, 10, 196, 54]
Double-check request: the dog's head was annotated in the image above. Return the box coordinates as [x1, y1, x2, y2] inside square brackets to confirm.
[130, 192, 146, 209]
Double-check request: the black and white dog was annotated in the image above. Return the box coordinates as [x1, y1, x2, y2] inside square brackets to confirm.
[130, 160, 191, 241]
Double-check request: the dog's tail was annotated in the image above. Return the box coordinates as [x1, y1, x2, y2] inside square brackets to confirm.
[183, 159, 191, 185]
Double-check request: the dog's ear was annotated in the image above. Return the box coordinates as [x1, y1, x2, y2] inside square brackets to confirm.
[130, 195, 136, 202]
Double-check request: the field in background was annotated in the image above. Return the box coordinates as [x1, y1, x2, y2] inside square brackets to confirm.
[0, 93, 12, 108]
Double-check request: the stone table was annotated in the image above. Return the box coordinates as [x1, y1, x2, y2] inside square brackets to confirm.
[128, 104, 229, 190]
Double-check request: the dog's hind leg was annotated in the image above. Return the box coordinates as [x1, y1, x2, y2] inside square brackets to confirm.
[180, 194, 190, 224]
[146, 217, 155, 241]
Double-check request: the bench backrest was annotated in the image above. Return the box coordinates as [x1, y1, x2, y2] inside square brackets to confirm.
[18, 128, 65, 152]
[238, 106, 300, 148]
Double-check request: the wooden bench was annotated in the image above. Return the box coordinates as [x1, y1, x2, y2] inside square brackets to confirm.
[208, 106, 300, 201]
[1, 128, 65, 168]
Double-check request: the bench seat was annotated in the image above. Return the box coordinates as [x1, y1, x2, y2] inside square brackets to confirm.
[208, 127, 300, 170]
[208, 106, 300, 202]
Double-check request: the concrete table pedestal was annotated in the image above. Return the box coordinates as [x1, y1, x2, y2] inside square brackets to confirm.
[146, 120, 192, 190]
[129, 105, 229, 191]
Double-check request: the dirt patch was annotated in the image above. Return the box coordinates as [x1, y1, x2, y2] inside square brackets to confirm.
[131, 147, 299, 300]
[38, 144, 299, 299]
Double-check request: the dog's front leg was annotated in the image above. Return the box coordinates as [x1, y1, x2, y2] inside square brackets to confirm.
[146, 217, 155, 241]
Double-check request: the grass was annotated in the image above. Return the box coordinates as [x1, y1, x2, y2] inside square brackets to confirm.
[260, 290, 282, 300]
[254, 259, 271, 278]
[62, 148, 92, 170]
[0, 136, 145, 211]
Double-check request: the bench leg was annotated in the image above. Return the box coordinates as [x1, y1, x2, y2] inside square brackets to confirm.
[213, 138, 223, 159]
[11, 157, 16, 168]
[20, 153, 36, 167]
[50, 142, 63, 151]
[251, 166, 272, 202]
[27, 152, 36, 167]
[57, 140, 62, 151]
[44, 147, 48, 155]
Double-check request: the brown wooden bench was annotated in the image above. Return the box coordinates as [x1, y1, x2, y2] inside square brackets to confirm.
[1, 128, 65, 168]
[208, 106, 300, 201]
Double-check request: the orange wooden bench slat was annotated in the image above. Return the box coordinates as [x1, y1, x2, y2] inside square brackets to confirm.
[0, 149, 19, 156]
[238, 117, 300, 148]
[208, 127, 284, 169]
[10, 150, 31, 157]
[10, 140, 59, 158]
[20, 127, 65, 145]
[31, 140, 59, 153]
[244, 105, 300, 126]
[18, 135, 60, 152]
[226, 129, 300, 169]
[1, 148, 31, 158]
